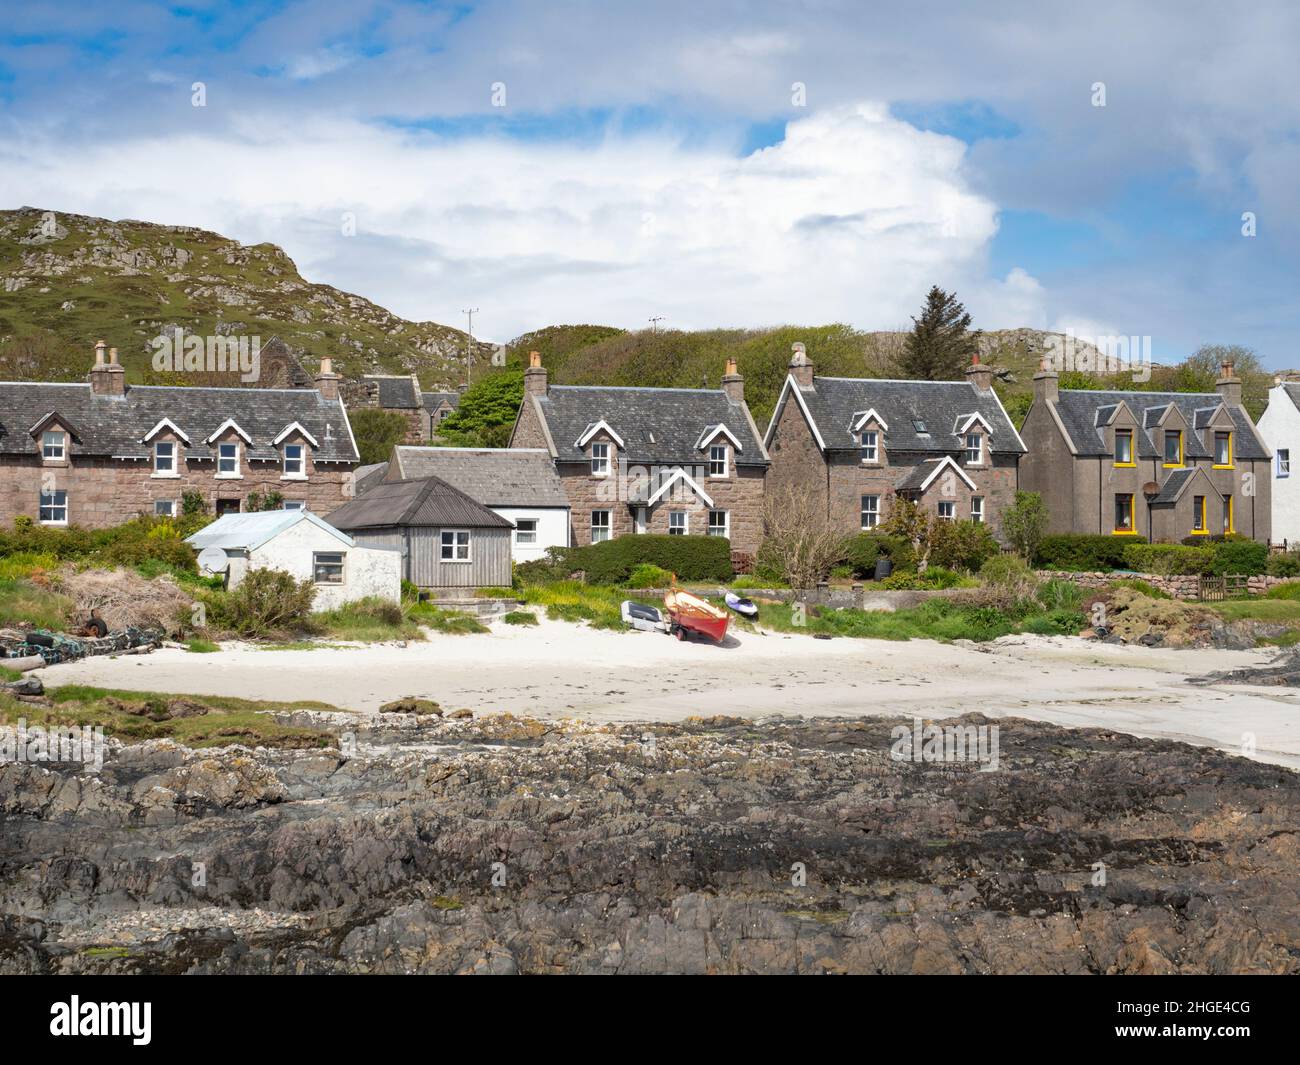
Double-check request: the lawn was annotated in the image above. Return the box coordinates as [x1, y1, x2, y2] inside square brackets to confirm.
[1, 684, 350, 748]
[1207, 600, 1300, 623]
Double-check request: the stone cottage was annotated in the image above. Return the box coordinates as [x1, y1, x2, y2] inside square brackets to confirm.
[508, 352, 769, 561]
[763, 346, 1025, 537]
[0, 341, 360, 527]
[1019, 359, 1271, 542]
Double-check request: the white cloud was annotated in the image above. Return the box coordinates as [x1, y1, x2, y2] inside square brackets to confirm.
[0, 102, 1042, 342]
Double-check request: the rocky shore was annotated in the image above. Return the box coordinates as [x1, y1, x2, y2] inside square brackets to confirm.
[2, 711, 1298, 974]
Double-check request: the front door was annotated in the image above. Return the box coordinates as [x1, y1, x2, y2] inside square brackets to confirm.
[633, 506, 647, 534]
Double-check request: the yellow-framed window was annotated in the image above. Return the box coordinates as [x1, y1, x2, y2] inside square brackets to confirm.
[1213, 430, 1233, 468]
[1224, 495, 1235, 534]
[1114, 429, 1134, 467]
[1113, 493, 1136, 534]
[1191, 495, 1207, 534]
[1163, 430, 1183, 467]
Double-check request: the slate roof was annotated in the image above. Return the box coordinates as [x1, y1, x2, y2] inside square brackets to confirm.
[1151, 467, 1205, 504]
[353, 461, 391, 496]
[186, 510, 354, 551]
[0, 382, 359, 463]
[422, 391, 460, 413]
[529, 386, 768, 467]
[771, 377, 1025, 455]
[325, 475, 512, 530]
[392, 447, 568, 507]
[364, 376, 420, 409]
[1051, 390, 1268, 460]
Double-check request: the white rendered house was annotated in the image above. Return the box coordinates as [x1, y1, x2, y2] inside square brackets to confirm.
[1256, 381, 1298, 544]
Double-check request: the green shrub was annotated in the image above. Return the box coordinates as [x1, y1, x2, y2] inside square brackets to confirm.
[518, 534, 733, 586]
[1204, 538, 1267, 576]
[1267, 552, 1300, 578]
[843, 532, 914, 577]
[1121, 543, 1214, 576]
[928, 520, 1000, 572]
[979, 553, 1034, 587]
[502, 610, 539, 625]
[203, 568, 317, 638]
[1109, 577, 1172, 600]
[1036, 533, 1148, 571]
[625, 563, 674, 588]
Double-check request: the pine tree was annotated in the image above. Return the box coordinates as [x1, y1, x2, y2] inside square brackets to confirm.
[897, 286, 978, 380]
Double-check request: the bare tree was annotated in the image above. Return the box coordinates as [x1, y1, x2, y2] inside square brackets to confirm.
[758, 485, 847, 590]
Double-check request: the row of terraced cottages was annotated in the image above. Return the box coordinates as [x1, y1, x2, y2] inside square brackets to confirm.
[0, 341, 1276, 585]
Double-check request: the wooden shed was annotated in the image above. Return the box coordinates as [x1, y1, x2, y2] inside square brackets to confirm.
[324, 474, 514, 590]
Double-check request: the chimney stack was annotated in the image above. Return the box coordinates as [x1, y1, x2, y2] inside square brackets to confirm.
[1033, 354, 1059, 406]
[1216, 360, 1242, 408]
[524, 350, 548, 397]
[789, 342, 814, 388]
[965, 352, 994, 392]
[721, 356, 744, 404]
[314, 355, 341, 401]
[88, 339, 126, 396]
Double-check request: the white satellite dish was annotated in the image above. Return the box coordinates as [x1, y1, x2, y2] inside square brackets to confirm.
[197, 546, 229, 574]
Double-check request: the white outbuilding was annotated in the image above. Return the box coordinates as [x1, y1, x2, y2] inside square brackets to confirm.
[185, 510, 400, 608]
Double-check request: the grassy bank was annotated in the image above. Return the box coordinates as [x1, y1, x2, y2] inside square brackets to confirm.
[0, 685, 348, 748]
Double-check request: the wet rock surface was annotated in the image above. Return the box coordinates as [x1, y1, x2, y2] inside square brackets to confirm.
[1, 713, 1297, 975]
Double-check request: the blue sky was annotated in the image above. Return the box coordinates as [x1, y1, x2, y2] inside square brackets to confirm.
[1, 1, 1296, 366]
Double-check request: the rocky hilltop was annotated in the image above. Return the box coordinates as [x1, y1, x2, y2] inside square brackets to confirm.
[0, 207, 494, 388]
[2, 711, 1296, 975]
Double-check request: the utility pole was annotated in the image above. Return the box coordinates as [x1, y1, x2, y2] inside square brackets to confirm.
[649, 316, 664, 334]
[462, 307, 479, 390]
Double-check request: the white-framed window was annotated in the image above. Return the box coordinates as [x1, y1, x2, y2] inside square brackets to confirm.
[154, 440, 175, 474]
[313, 551, 345, 584]
[217, 441, 240, 476]
[707, 509, 729, 537]
[964, 433, 982, 464]
[282, 500, 306, 511]
[970, 496, 984, 523]
[668, 511, 688, 535]
[590, 510, 611, 543]
[860, 495, 880, 530]
[590, 442, 610, 477]
[1279, 449, 1291, 478]
[154, 499, 176, 518]
[39, 489, 68, 525]
[860, 430, 879, 463]
[938, 501, 956, 521]
[515, 518, 537, 545]
[708, 444, 728, 477]
[282, 442, 305, 477]
[41, 430, 66, 461]
[440, 529, 471, 561]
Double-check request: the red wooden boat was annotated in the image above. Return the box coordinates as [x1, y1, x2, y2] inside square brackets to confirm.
[664, 584, 730, 643]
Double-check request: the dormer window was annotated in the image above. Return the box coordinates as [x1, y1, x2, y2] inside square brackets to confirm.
[708, 444, 728, 477]
[41, 431, 66, 461]
[860, 430, 879, 463]
[1214, 431, 1232, 468]
[154, 441, 175, 474]
[283, 442, 305, 478]
[217, 441, 240, 477]
[590, 442, 610, 477]
[964, 432, 982, 465]
[1163, 430, 1183, 467]
[1114, 429, 1134, 466]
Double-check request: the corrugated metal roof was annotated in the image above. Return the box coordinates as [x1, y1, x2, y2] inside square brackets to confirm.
[326, 474, 513, 530]
[185, 510, 354, 551]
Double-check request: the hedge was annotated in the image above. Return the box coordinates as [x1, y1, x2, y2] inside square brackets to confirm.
[843, 532, 914, 577]
[1121, 543, 1214, 576]
[1035, 533, 1148, 571]
[517, 534, 734, 585]
[0, 515, 206, 572]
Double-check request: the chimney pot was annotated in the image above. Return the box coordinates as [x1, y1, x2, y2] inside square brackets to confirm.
[314, 356, 341, 400]
[1033, 356, 1059, 406]
[108, 346, 119, 365]
[722, 357, 744, 404]
[94, 340, 106, 368]
[528, 350, 542, 369]
[1216, 359, 1242, 407]
[524, 350, 548, 396]
[965, 351, 994, 391]
[789, 342, 814, 388]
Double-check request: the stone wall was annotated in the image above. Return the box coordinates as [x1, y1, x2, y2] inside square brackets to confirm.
[0, 441, 356, 528]
[1036, 569, 1290, 600]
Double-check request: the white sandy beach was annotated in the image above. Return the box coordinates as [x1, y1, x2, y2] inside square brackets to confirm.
[44, 619, 1300, 769]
